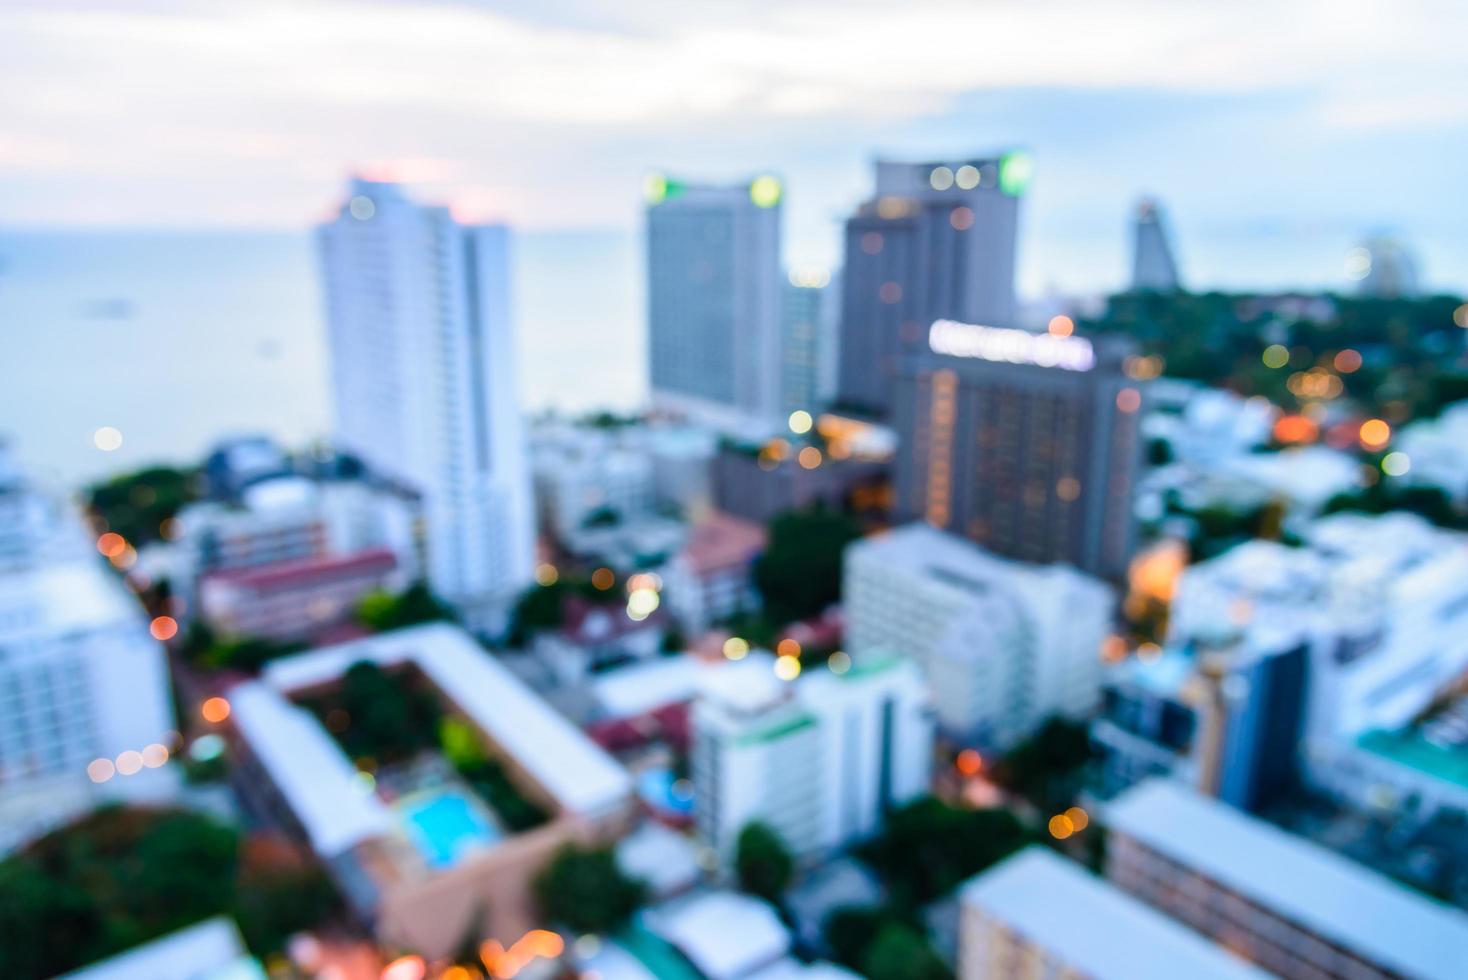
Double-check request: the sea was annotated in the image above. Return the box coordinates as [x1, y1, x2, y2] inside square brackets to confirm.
[0, 228, 645, 486]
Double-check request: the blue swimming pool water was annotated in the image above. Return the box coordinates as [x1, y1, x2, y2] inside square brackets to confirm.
[637, 767, 695, 816]
[400, 790, 501, 869]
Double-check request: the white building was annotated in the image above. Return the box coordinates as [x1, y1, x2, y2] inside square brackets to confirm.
[798, 653, 933, 846]
[960, 847, 1267, 980]
[1106, 779, 1468, 980]
[1396, 399, 1468, 505]
[1170, 513, 1468, 752]
[0, 455, 176, 852]
[58, 916, 262, 980]
[690, 656, 826, 859]
[530, 421, 658, 541]
[843, 524, 1112, 745]
[690, 653, 932, 861]
[646, 175, 783, 433]
[317, 178, 534, 621]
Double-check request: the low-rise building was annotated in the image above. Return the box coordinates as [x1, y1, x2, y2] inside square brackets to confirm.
[225, 623, 634, 957]
[57, 916, 263, 980]
[666, 511, 766, 632]
[690, 652, 932, 860]
[1105, 779, 1468, 980]
[198, 547, 400, 642]
[960, 847, 1267, 980]
[844, 523, 1112, 746]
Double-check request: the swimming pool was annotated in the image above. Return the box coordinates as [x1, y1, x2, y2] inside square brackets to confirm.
[399, 789, 502, 869]
[638, 767, 695, 817]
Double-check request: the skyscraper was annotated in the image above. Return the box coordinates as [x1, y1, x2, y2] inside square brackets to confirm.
[1130, 197, 1182, 292]
[646, 174, 783, 432]
[835, 153, 1029, 418]
[780, 269, 833, 421]
[893, 321, 1141, 579]
[316, 178, 534, 620]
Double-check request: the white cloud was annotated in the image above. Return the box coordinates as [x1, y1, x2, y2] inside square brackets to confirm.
[0, 0, 1462, 227]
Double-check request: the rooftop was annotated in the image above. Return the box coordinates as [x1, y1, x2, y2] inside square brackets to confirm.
[1105, 779, 1468, 980]
[261, 622, 632, 819]
[961, 848, 1268, 980]
[648, 890, 791, 980]
[58, 916, 263, 980]
[680, 510, 766, 576]
[203, 546, 396, 592]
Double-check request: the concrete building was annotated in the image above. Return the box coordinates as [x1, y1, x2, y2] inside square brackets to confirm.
[0, 454, 176, 852]
[1131, 197, 1182, 292]
[690, 657, 826, 859]
[665, 510, 766, 633]
[959, 847, 1268, 980]
[689, 650, 932, 860]
[894, 323, 1141, 579]
[781, 270, 833, 421]
[58, 917, 262, 980]
[843, 524, 1111, 745]
[711, 436, 892, 525]
[530, 422, 658, 542]
[1106, 779, 1468, 980]
[835, 154, 1028, 418]
[798, 653, 933, 847]
[646, 174, 783, 432]
[198, 547, 401, 643]
[317, 178, 534, 621]
[227, 623, 633, 957]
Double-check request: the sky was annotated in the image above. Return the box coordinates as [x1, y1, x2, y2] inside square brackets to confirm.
[2, 0, 1466, 295]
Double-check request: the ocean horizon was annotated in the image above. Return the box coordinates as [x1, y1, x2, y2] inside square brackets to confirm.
[1, 227, 646, 486]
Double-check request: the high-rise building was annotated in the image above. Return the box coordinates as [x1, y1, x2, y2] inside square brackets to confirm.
[0, 452, 176, 852]
[1106, 779, 1468, 980]
[959, 847, 1270, 980]
[835, 154, 1030, 418]
[781, 269, 836, 421]
[316, 178, 534, 619]
[893, 322, 1141, 579]
[1131, 197, 1182, 292]
[843, 524, 1111, 745]
[645, 174, 783, 432]
[1348, 233, 1420, 298]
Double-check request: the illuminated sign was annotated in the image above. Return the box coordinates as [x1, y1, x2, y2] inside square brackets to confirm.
[928, 319, 1094, 372]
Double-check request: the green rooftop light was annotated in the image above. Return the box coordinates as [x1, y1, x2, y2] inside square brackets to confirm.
[998, 151, 1034, 196]
[749, 174, 782, 208]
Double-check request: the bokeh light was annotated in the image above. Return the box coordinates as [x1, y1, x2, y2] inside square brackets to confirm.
[1262, 344, 1290, 369]
[774, 655, 801, 681]
[1358, 418, 1391, 450]
[788, 410, 813, 434]
[149, 615, 178, 641]
[93, 426, 124, 451]
[1381, 451, 1411, 476]
[591, 567, 615, 590]
[1047, 315, 1074, 338]
[723, 637, 749, 660]
[201, 696, 231, 724]
[96, 532, 127, 558]
[1048, 813, 1075, 839]
[534, 563, 559, 586]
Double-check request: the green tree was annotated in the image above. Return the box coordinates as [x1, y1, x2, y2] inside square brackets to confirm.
[534, 846, 645, 934]
[754, 505, 861, 625]
[859, 797, 1030, 909]
[331, 661, 441, 762]
[357, 581, 453, 632]
[824, 905, 894, 970]
[87, 465, 199, 547]
[861, 922, 952, 980]
[735, 822, 794, 904]
[995, 716, 1094, 813]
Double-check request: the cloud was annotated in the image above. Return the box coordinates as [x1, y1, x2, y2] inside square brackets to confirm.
[0, 0, 1463, 233]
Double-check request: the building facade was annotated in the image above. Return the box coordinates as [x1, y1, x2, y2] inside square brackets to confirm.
[1131, 197, 1182, 292]
[843, 524, 1110, 747]
[1105, 779, 1468, 980]
[835, 155, 1028, 419]
[894, 324, 1141, 579]
[646, 175, 783, 432]
[316, 178, 534, 616]
[960, 847, 1270, 980]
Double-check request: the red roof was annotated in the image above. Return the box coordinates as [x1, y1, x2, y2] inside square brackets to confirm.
[681, 510, 767, 576]
[203, 547, 397, 593]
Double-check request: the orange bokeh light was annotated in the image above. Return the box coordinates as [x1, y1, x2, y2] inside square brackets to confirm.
[591, 567, 615, 590]
[1273, 414, 1318, 444]
[201, 697, 231, 724]
[956, 748, 983, 777]
[97, 532, 127, 558]
[1359, 418, 1391, 450]
[1047, 314, 1074, 337]
[1333, 348, 1362, 373]
[149, 615, 178, 641]
[776, 637, 802, 658]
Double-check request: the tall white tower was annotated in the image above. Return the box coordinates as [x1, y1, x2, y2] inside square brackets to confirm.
[316, 178, 534, 619]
